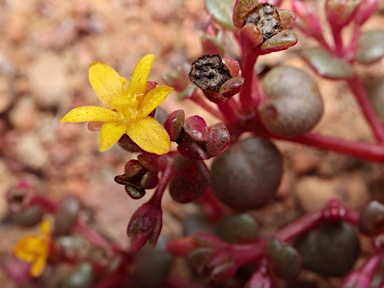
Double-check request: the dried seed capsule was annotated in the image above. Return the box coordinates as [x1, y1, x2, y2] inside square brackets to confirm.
[188, 54, 231, 92]
[244, 3, 282, 40]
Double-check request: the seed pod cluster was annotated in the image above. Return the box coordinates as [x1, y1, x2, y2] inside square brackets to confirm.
[114, 154, 160, 199]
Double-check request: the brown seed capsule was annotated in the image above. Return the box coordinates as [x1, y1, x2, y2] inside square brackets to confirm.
[244, 3, 282, 40]
[188, 54, 231, 92]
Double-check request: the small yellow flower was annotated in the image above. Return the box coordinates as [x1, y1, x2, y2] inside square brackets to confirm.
[61, 54, 173, 154]
[13, 219, 51, 277]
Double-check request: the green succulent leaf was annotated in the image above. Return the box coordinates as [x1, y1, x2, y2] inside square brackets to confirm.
[302, 46, 354, 79]
[356, 30, 384, 64]
[267, 238, 302, 280]
[205, 0, 236, 30]
[232, 0, 258, 29]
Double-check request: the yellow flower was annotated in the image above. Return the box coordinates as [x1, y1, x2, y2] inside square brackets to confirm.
[61, 54, 173, 154]
[13, 219, 51, 277]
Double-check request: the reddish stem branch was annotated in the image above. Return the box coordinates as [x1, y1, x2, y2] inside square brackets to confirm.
[274, 210, 323, 242]
[331, 26, 345, 57]
[190, 92, 224, 121]
[217, 100, 240, 124]
[346, 75, 384, 143]
[273, 132, 384, 163]
[239, 51, 258, 113]
[151, 156, 174, 204]
[75, 222, 110, 247]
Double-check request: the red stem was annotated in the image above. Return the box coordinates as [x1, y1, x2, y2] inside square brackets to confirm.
[272, 132, 384, 163]
[331, 26, 344, 57]
[151, 156, 174, 204]
[239, 51, 258, 113]
[274, 210, 323, 242]
[190, 91, 224, 121]
[75, 222, 110, 247]
[217, 100, 240, 124]
[346, 74, 384, 143]
[234, 241, 266, 267]
[30, 195, 57, 213]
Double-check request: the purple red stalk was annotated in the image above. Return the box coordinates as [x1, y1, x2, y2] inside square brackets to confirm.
[341, 246, 384, 288]
[190, 90, 225, 121]
[346, 75, 384, 143]
[274, 199, 355, 242]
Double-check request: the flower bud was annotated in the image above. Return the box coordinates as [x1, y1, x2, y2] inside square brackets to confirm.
[127, 202, 163, 253]
[355, 0, 378, 25]
[325, 0, 361, 28]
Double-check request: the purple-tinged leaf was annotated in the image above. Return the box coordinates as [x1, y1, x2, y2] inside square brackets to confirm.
[302, 46, 354, 79]
[205, 0, 236, 30]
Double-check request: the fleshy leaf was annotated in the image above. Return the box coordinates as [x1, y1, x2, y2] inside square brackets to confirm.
[302, 47, 354, 79]
[127, 116, 170, 155]
[127, 54, 155, 97]
[358, 201, 384, 236]
[232, 0, 258, 29]
[259, 30, 298, 54]
[267, 238, 302, 280]
[356, 30, 384, 64]
[61, 106, 120, 123]
[205, 0, 236, 30]
[138, 85, 173, 118]
[279, 9, 296, 29]
[89, 62, 126, 109]
[99, 122, 126, 152]
[201, 33, 225, 55]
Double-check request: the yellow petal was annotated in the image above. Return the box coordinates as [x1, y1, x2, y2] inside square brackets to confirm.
[14, 237, 44, 262]
[40, 219, 50, 236]
[99, 122, 126, 152]
[126, 116, 170, 155]
[30, 254, 47, 277]
[127, 54, 155, 97]
[89, 62, 127, 108]
[61, 106, 120, 123]
[138, 85, 173, 118]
